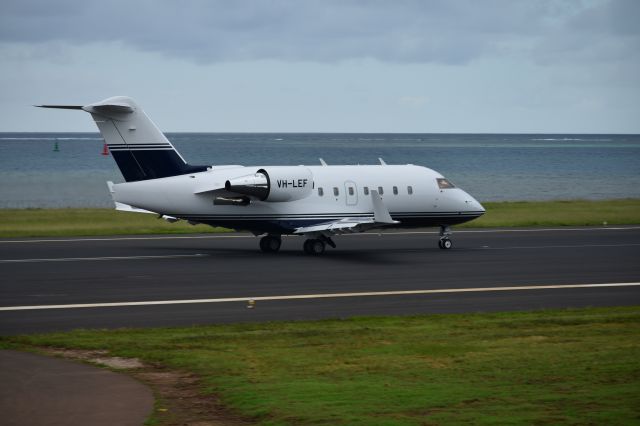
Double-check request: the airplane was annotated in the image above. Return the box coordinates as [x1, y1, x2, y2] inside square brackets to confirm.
[37, 96, 485, 254]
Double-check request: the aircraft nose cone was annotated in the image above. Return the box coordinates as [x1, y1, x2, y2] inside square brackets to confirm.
[461, 192, 485, 215]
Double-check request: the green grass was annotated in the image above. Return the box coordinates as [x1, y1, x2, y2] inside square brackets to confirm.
[3, 307, 639, 425]
[0, 199, 639, 238]
[461, 199, 640, 228]
[0, 208, 229, 238]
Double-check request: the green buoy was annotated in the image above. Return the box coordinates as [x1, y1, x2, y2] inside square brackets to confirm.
[53, 141, 60, 152]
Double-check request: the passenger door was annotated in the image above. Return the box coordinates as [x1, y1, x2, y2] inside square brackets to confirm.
[344, 181, 358, 206]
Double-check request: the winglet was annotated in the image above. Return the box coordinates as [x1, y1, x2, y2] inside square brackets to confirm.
[370, 190, 396, 224]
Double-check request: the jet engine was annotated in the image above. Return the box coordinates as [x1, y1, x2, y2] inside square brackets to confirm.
[225, 167, 313, 202]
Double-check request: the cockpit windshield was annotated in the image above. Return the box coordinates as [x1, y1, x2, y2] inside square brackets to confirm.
[436, 178, 455, 189]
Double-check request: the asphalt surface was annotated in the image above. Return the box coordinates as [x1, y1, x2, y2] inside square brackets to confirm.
[1, 227, 639, 334]
[0, 350, 153, 426]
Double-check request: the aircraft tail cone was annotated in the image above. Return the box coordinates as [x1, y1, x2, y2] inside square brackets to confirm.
[101, 143, 109, 156]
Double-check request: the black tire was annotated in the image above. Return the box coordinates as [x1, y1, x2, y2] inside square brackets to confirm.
[260, 236, 281, 253]
[310, 239, 325, 255]
[267, 236, 281, 252]
[440, 238, 452, 250]
[259, 236, 270, 252]
[303, 239, 313, 254]
[438, 240, 444, 249]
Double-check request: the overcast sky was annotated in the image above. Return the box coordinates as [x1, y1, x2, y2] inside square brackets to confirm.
[1, 0, 638, 133]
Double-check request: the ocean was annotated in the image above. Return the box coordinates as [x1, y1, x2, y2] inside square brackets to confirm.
[1, 132, 639, 208]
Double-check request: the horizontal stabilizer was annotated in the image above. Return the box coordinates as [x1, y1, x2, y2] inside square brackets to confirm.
[88, 102, 134, 114]
[35, 105, 83, 110]
[35, 102, 134, 114]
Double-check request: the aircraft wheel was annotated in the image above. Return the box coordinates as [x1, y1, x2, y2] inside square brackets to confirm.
[303, 239, 313, 254]
[439, 238, 452, 250]
[260, 235, 281, 253]
[303, 239, 325, 255]
[310, 239, 325, 255]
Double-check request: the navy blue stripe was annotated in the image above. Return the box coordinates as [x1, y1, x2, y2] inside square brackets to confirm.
[174, 214, 483, 221]
[109, 148, 174, 151]
[107, 143, 171, 147]
[111, 149, 207, 182]
[171, 212, 482, 218]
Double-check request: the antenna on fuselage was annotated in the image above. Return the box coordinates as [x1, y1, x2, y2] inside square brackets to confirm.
[319, 158, 328, 166]
[378, 157, 387, 166]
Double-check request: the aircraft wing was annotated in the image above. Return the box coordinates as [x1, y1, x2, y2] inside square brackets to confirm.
[294, 217, 378, 235]
[294, 190, 399, 235]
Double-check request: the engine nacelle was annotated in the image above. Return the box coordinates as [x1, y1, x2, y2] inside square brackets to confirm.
[225, 167, 313, 202]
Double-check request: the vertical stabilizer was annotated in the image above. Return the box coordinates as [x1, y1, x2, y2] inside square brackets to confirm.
[38, 96, 207, 181]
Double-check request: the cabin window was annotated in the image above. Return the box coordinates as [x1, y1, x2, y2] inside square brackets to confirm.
[437, 178, 455, 189]
[393, 186, 398, 195]
[364, 186, 369, 195]
[407, 185, 413, 195]
[378, 186, 384, 195]
[348, 187, 354, 196]
[333, 187, 339, 196]
[318, 187, 324, 196]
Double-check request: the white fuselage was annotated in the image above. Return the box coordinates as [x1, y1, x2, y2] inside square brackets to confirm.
[112, 163, 485, 234]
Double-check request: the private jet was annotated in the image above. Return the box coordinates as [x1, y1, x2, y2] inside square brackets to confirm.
[38, 97, 485, 254]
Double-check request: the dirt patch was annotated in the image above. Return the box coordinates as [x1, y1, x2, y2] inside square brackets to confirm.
[47, 348, 108, 360]
[46, 348, 144, 369]
[42, 348, 254, 425]
[93, 356, 145, 369]
[134, 368, 253, 426]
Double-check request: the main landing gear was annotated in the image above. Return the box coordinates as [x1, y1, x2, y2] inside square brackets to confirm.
[303, 235, 335, 255]
[303, 239, 325, 255]
[438, 225, 453, 250]
[259, 234, 335, 255]
[259, 235, 281, 253]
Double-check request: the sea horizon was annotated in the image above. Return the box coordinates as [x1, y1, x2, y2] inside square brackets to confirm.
[1, 132, 639, 208]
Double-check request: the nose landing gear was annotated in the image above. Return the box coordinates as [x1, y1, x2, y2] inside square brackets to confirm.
[438, 225, 452, 249]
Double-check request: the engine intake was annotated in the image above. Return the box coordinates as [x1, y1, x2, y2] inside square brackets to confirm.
[225, 167, 313, 202]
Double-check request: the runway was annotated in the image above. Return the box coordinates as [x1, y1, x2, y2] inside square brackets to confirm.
[1, 227, 639, 334]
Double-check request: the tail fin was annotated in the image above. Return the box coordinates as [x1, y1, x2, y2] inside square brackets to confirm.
[37, 96, 207, 182]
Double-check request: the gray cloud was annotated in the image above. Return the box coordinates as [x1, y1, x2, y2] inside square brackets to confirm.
[532, 0, 640, 66]
[3, 0, 636, 65]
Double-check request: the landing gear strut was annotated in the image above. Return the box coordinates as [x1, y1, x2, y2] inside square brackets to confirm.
[438, 225, 452, 250]
[259, 235, 281, 253]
